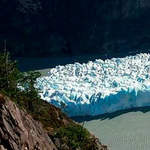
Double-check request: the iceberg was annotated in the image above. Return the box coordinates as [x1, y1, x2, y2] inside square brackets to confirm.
[35, 53, 150, 116]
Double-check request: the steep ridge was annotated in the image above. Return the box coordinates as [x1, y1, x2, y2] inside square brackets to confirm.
[0, 94, 108, 150]
[0, 94, 57, 150]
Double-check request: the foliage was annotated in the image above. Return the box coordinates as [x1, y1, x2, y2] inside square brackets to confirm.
[0, 50, 41, 112]
[53, 124, 96, 150]
[0, 50, 98, 150]
[0, 50, 72, 129]
[18, 71, 41, 112]
[0, 51, 21, 94]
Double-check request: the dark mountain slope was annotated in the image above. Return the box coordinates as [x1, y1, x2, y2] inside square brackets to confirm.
[0, 0, 150, 57]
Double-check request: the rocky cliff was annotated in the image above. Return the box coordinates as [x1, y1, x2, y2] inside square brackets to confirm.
[0, 94, 108, 150]
[0, 94, 57, 150]
[0, 0, 150, 57]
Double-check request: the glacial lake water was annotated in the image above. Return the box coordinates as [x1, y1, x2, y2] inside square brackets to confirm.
[72, 107, 150, 150]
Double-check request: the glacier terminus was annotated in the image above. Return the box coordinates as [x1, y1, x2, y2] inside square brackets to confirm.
[35, 53, 150, 116]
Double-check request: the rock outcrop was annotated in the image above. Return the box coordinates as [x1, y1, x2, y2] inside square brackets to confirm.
[0, 94, 108, 150]
[0, 95, 57, 150]
[89, 133, 108, 150]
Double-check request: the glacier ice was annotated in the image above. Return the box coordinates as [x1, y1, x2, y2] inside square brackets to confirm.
[35, 53, 150, 116]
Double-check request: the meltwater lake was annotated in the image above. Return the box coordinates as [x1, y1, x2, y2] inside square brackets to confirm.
[72, 107, 150, 150]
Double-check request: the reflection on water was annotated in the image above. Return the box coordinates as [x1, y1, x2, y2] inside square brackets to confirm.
[72, 107, 150, 150]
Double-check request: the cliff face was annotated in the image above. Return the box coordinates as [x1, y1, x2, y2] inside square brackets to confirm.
[0, 95, 108, 150]
[0, 95, 57, 150]
[0, 0, 150, 57]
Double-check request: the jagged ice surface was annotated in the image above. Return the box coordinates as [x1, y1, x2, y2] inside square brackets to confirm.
[36, 53, 150, 116]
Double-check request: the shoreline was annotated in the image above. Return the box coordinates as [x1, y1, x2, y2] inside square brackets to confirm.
[74, 106, 150, 150]
[71, 105, 150, 123]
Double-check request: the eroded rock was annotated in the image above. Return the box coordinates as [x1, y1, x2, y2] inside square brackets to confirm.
[0, 95, 57, 150]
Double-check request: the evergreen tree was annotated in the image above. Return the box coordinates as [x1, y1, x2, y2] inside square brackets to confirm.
[0, 42, 41, 112]
[0, 50, 22, 96]
[21, 71, 41, 112]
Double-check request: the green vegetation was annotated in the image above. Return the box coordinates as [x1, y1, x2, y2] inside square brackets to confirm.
[53, 124, 97, 150]
[0, 51, 21, 96]
[0, 49, 42, 113]
[0, 50, 98, 150]
[0, 49, 72, 130]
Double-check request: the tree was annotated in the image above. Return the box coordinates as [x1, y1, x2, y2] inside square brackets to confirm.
[21, 71, 41, 112]
[0, 49, 22, 96]
[0, 45, 41, 112]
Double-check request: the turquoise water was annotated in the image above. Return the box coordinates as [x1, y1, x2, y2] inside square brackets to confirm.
[73, 107, 150, 150]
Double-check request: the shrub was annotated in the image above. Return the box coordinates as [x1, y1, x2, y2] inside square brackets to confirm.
[53, 124, 95, 150]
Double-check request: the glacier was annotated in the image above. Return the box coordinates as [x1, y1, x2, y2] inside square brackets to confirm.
[35, 53, 150, 116]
